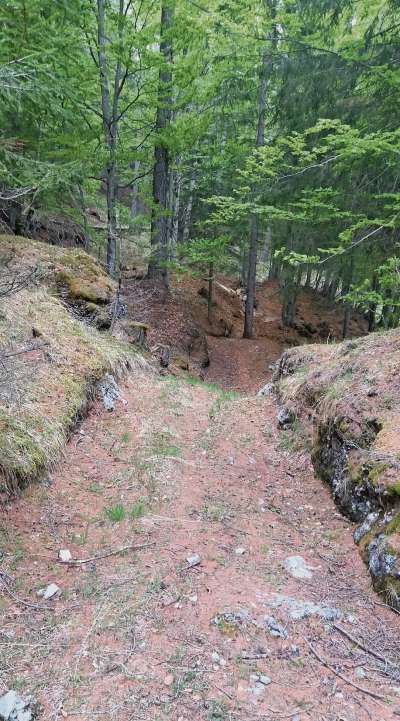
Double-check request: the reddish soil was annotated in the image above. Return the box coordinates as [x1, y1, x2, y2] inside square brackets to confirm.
[1, 368, 399, 720]
[122, 274, 367, 393]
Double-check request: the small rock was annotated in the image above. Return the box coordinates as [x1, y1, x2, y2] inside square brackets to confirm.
[392, 687, 400, 696]
[257, 382, 274, 398]
[0, 691, 17, 720]
[235, 547, 246, 556]
[265, 615, 288, 640]
[259, 675, 271, 686]
[355, 667, 366, 680]
[211, 652, 220, 664]
[58, 549, 72, 563]
[37, 583, 60, 600]
[277, 406, 295, 429]
[250, 682, 265, 697]
[96, 373, 121, 412]
[186, 554, 201, 568]
[0, 691, 32, 721]
[189, 594, 198, 604]
[164, 674, 174, 686]
[283, 556, 314, 580]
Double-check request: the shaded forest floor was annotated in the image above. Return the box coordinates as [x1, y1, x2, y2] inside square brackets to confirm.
[1, 369, 400, 721]
[122, 273, 368, 392]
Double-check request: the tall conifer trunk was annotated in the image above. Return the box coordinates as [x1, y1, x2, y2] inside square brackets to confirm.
[147, 0, 174, 285]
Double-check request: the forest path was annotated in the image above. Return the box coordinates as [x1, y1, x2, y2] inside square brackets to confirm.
[1, 369, 400, 721]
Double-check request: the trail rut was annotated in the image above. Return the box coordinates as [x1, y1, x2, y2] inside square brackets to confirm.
[1, 369, 400, 721]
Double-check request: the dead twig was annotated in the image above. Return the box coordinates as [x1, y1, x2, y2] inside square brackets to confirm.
[333, 623, 393, 666]
[305, 638, 386, 701]
[59, 541, 154, 566]
[0, 574, 54, 612]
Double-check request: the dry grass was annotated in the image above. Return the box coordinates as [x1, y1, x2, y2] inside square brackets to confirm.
[0, 236, 147, 492]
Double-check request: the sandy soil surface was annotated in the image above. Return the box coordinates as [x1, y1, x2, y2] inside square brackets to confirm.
[1, 368, 399, 721]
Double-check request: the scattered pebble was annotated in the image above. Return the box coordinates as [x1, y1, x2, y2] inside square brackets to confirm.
[355, 667, 366, 680]
[264, 615, 288, 640]
[58, 549, 72, 563]
[0, 690, 32, 721]
[186, 554, 201, 568]
[283, 556, 315, 580]
[37, 583, 60, 600]
[164, 674, 174, 687]
[235, 547, 246, 556]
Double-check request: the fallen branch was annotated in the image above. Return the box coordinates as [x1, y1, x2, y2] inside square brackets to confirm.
[305, 638, 386, 701]
[333, 623, 392, 666]
[59, 542, 154, 566]
[0, 574, 54, 612]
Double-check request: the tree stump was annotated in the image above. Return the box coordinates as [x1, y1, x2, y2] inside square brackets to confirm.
[127, 321, 149, 348]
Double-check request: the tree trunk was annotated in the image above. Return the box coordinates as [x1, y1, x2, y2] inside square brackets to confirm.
[131, 160, 141, 220]
[97, 0, 121, 276]
[367, 273, 378, 332]
[342, 252, 354, 339]
[168, 157, 181, 257]
[147, 0, 174, 284]
[182, 174, 195, 244]
[208, 262, 213, 322]
[244, 1, 277, 339]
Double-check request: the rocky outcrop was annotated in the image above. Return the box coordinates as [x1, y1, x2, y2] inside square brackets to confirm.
[274, 331, 400, 609]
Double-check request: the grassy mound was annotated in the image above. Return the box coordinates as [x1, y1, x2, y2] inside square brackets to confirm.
[0, 235, 145, 492]
[274, 330, 400, 609]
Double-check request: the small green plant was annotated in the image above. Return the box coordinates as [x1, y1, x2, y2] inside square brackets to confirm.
[130, 500, 146, 519]
[105, 503, 126, 522]
[207, 700, 228, 720]
[89, 482, 103, 494]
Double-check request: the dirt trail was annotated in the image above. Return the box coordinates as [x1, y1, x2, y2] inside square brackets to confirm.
[1, 369, 400, 721]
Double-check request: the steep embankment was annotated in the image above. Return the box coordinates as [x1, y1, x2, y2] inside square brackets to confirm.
[0, 235, 144, 493]
[274, 330, 400, 608]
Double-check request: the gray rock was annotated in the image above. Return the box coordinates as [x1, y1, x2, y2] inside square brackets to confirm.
[97, 373, 121, 411]
[264, 615, 288, 639]
[257, 383, 274, 398]
[186, 554, 201, 568]
[37, 583, 60, 600]
[283, 555, 314, 580]
[265, 594, 341, 622]
[354, 512, 379, 544]
[0, 691, 32, 721]
[235, 547, 246, 556]
[355, 667, 366, 680]
[277, 406, 295, 429]
[259, 675, 272, 686]
[58, 549, 72, 563]
[0, 691, 17, 720]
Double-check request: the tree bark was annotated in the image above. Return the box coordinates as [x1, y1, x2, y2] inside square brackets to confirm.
[244, 1, 277, 339]
[147, 0, 174, 284]
[208, 262, 214, 322]
[182, 174, 195, 244]
[97, 0, 122, 276]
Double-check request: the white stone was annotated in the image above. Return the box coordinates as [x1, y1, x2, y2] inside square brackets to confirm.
[0, 690, 17, 720]
[37, 583, 60, 600]
[186, 554, 201, 567]
[58, 549, 72, 563]
[259, 675, 272, 685]
[235, 547, 246, 556]
[283, 556, 314, 580]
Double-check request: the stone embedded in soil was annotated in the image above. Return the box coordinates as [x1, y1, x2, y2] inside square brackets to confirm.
[264, 615, 288, 639]
[257, 382, 274, 397]
[277, 406, 295, 429]
[235, 546, 246, 556]
[58, 549, 72, 563]
[0, 691, 32, 721]
[37, 583, 60, 600]
[283, 555, 314, 580]
[186, 553, 201, 567]
[265, 594, 341, 621]
[164, 674, 174, 686]
[96, 373, 121, 411]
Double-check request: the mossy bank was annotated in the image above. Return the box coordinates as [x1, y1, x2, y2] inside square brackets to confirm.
[274, 330, 400, 609]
